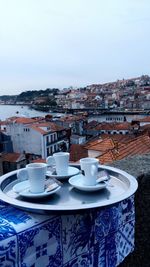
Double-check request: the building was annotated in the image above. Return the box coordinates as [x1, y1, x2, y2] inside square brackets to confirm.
[0, 131, 13, 153]
[54, 115, 88, 136]
[84, 121, 132, 138]
[83, 134, 150, 164]
[4, 117, 71, 159]
[1, 152, 27, 174]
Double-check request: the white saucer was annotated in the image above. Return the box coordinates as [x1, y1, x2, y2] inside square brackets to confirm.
[46, 166, 80, 180]
[69, 174, 107, 192]
[13, 180, 61, 199]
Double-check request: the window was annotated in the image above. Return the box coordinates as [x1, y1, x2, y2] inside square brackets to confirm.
[48, 146, 52, 155]
[46, 136, 49, 144]
[24, 128, 30, 132]
[54, 145, 56, 152]
[47, 148, 49, 156]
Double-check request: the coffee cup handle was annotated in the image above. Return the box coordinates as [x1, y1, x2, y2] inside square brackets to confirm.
[46, 156, 55, 166]
[17, 169, 29, 181]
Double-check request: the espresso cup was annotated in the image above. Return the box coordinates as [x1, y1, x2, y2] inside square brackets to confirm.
[80, 157, 99, 186]
[46, 152, 70, 175]
[17, 163, 47, 193]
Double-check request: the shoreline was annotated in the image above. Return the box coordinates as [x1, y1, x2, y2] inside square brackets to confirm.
[0, 104, 150, 117]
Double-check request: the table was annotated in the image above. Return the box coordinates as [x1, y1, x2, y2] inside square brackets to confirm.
[0, 195, 135, 267]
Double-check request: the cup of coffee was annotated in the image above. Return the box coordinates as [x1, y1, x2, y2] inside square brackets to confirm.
[17, 163, 47, 193]
[80, 157, 99, 186]
[46, 152, 70, 175]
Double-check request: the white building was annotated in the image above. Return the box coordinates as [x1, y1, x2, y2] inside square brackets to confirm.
[5, 117, 70, 159]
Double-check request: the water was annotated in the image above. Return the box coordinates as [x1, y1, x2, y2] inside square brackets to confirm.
[0, 105, 62, 121]
[0, 104, 148, 122]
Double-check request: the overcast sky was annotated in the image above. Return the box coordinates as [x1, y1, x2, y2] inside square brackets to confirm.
[0, 0, 150, 95]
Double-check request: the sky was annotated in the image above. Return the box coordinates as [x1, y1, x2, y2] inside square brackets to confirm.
[0, 0, 150, 95]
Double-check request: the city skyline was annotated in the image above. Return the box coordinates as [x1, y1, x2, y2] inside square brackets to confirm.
[0, 0, 150, 95]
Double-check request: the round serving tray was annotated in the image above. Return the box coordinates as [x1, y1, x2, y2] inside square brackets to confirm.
[0, 165, 138, 214]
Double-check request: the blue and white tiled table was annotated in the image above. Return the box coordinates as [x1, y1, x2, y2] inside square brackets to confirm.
[0, 195, 135, 267]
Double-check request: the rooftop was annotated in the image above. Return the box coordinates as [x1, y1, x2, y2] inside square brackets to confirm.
[85, 137, 115, 152]
[30, 122, 65, 134]
[98, 134, 150, 164]
[1, 153, 25, 162]
[70, 144, 88, 162]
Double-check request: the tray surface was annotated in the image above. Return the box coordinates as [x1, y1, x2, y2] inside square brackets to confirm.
[0, 165, 138, 214]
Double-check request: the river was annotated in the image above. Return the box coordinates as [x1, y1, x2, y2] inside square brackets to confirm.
[0, 105, 63, 121]
[0, 104, 148, 122]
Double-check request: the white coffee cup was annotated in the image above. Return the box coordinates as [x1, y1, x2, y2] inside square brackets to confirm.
[17, 163, 47, 193]
[46, 152, 70, 176]
[80, 157, 99, 186]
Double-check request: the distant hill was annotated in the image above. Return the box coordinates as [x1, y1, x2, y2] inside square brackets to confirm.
[0, 88, 60, 103]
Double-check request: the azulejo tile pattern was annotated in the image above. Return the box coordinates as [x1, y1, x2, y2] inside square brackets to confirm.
[0, 196, 135, 267]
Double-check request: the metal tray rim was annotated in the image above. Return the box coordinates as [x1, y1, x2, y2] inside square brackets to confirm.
[0, 165, 138, 212]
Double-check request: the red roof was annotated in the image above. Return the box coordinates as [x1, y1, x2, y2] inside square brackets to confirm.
[12, 117, 36, 124]
[83, 120, 99, 130]
[2, 153, 25, 162]
[70, 144, 88, 162]
[58, 115, 86, 123]
[98, 135, 150, 164]
[95, 122, 131, 131]
[138, 116, 150, 122]
[32, 158, 46, 163]
[85, 137, 115, 152]
[30, 122, 65, 135]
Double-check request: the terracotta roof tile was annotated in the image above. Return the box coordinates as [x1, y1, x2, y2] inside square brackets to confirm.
[83, 120, 99, 130]
[58, 115, 86, 123]
[140, 124, 150, 130]
[138, 116, 150, 122]
[30, 122, 66, 135]
[32, 158, 46, 163]
[98, 150, 117, 164]
[98, 135, 150, 164]
[85, 138, 115, 152]
[2, 153, 24, 162]
[0, 121, 8, 125]
[95, 122, 131, 131]
[70, 144, 88, 162]
[12, 117, 36, 124]
[100, 133, 136, 144]
[30, 125, 46, 134]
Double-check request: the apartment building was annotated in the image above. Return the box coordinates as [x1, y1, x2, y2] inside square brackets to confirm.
[84, 121, 131, 138]
[54, 115, 88, 136]
[4, 117, 70, 159]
